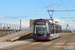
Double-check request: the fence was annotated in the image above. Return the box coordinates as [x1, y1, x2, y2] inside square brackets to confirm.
[7, 28, 32, 39]
[0, 23, 20, 30]
[0, 23, 33, 39]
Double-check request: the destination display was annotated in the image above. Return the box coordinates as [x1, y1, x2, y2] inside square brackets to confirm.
[37, 22, 44, 24]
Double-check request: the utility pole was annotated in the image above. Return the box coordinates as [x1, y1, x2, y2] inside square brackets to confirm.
[47, 10, 75, 19]
[34, 14, 46, 19]
[20, 19, 21, 30]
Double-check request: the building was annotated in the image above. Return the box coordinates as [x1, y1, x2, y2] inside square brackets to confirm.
[30, 19, 34, 28]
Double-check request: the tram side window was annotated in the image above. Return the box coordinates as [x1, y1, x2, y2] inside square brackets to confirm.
[58, 26, 61, 33]
[50, 25, 56, 34]
[56, 29, 57, 33]
[60, 27, 62, 33]
[58, 27, 59, 33]
[56, 26, 61, 33]
[56, 27, 59, 33]
[57, 28, 58, 33]
[54, 29, 56, 33]
[59, 27, 60, 33]
[50, 26, 52, 34]
[54, 25, 56, 33]
[56, 27, 58, 33]
[52, 26, 54, 34]
[52, 28, 54, 34]
[58, 27, 60, 33]
[59, 26, 62, 33]
[52, 26, 56, 34]
[58, 26, 60, 33]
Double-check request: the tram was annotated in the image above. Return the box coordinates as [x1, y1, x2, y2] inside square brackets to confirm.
[33, 19, 62, 40]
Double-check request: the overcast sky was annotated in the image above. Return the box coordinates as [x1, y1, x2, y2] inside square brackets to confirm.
[0, 0, 75, 30]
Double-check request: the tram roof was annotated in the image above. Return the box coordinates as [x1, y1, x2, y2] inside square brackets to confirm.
[50, 22, 61, 26]
[34, 19, 49, 22]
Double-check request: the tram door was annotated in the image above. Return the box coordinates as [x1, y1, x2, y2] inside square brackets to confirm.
[50, 24, 55, 39]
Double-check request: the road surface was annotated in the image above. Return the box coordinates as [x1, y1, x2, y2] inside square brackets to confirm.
[0, 33, 75, 50]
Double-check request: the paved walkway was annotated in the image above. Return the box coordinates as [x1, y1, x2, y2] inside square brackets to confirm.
[0, 31, 32, 42]
[0, 33, 73, 49]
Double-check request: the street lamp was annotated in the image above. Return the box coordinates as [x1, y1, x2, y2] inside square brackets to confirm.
[34, 14, 46, 19]
[66, 24, 69, 31]
[69, 23, 72, 31]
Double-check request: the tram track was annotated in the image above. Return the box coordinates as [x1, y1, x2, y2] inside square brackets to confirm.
[59, 35, 74, 50]
[42, 34, 74, 50]
[7, 42, 36, 50]
[22, 34, 72, 50]
[7, 34, 72, 50]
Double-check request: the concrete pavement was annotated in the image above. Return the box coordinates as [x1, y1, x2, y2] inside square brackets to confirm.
[0, 33, 74, 50]
[0, 31, 32, 42]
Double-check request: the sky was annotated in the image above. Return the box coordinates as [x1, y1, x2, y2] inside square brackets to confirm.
[0, 0, 75, 30]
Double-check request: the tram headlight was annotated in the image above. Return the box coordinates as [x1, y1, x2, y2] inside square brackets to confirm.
[44, 34, 46, 37]
[43, 32, 46, 37]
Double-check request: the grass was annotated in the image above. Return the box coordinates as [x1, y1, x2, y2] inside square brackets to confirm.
[62, 31, 67, 34]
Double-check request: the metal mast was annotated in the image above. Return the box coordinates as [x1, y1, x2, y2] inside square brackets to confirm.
[20, 19, 21, 30]
[47, 10, 75, 19]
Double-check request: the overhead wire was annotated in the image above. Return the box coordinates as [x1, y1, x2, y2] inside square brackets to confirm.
[61, 0, 71, 17]
[39, 0, 49, 9]
[39, 0, 61, 18]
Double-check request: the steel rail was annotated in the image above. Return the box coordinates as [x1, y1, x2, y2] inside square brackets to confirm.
[59, 35, 74, 50]
[7, 33, 72, 50]
[22, 34, 71, 50]
[42, 34, 72, 50]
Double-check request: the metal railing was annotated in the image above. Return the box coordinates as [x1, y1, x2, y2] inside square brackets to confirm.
[0, 23, 33, 39]
[7, 28, 33, 39]
[0, 23, 20, 30]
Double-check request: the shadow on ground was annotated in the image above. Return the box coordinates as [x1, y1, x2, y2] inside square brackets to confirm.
[17, 33, 61, 42]
[17, 33, 51, 42]
[18, 33, 33, 40]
